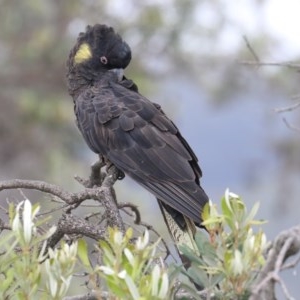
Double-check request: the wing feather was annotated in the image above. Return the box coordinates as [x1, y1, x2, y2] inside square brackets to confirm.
[74, 76, 208, 223]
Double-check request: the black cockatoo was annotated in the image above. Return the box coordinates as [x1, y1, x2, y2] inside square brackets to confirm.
[66, 24, 209, 259]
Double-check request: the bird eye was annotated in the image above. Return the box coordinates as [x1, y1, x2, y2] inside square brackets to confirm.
[100, 56, 108, 64]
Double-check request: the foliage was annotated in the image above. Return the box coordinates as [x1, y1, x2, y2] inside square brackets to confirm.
[180, 189, 267, 299]
[78, 227, 174, 300]
[0, 200, 77, 300]
[0, 191, 268, 299]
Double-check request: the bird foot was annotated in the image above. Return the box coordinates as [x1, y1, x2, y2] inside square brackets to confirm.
[105, 161, 125, 180]
[99, 155, 125, 180]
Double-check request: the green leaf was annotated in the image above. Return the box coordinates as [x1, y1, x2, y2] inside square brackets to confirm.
[209, 273, 225, 287]
[168, 265, 184, 283]
[221, 195, 233, 216]
[173, 282, 199, 300]
[186, 263, 207, 287]
[8, 203, 15, 225]
[194, 231, 209, 253]
[194, 232, 217, 263]
[106, 277, 128, 298]
[99, 240, 115, 264]
[179, 245, 204, 265]
[201, 202, 211, 222]
[201, 216, 223, 226]
[1, 267, 14, 291]
[244, 202, 260, 224]
[77, 239, 91, 268]
[124, 273, 140, 300]
[249, 219, 268, 225]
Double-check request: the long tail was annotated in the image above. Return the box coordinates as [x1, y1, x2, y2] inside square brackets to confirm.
[157, 200, 199, 267]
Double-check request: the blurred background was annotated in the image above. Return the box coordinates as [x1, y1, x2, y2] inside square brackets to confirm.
[0, 0, 299, 296]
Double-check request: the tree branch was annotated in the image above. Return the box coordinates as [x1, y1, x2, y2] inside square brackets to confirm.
[0, 163, 127, 252]
[282, 117, 300, 134]
[274, 102, 300, 113]
[0, 179, 73, 203]
[250, 225, 300, 300]
[242, 35, 260, 63]
[46, 214, 107, 249]
[239, 60, 300, 69]
[63, 291, 108, 300]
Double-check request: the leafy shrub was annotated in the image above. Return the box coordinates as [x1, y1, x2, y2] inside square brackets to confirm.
[180, 189, 267, 299]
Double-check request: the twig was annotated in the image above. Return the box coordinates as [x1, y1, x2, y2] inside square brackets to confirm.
[63, 290, 108, 300]
[0, 217, 10, 231]
[38, 204, 67, 216]
[118, 202, 141, 224]
[84, 211, 102, 221]
[239, 60, 300, 69]
[278, 277, 295, 300]
[274, 102, 300, 113]
[282, 254, 300, 270]
[96, 165, 125, 232]
[243, 35, 260, 63]
[282, 117, 300, 134]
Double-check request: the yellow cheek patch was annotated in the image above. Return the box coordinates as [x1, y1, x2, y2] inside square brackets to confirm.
[74, 43, 92, 64]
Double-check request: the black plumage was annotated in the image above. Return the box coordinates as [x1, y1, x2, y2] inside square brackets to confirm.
[66, 24, 208, 231]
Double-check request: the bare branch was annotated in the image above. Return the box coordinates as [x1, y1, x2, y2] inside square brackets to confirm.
[242, 35, 260, 63]
[0, 217, 10, 231]
[239, 60, 300, 69]
[274, 102, 300, 113]
[250, 225, 300, 300]
[0, 170, 125, 213]
[0, 179, 74, 203]
[74, 159, 105, 188]
[46, 214, 107, 249]
[0, 163, 126, 249]
[241, 46, 300, 134]
[282, 254, 300, 270]
[94, 165, 125, 232]
[63, 291, 108, 300]
[118, 202, 142, 224]
[282, 117, 300, 134]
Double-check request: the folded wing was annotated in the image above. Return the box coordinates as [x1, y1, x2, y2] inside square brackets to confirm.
[75, 78, 208, 224]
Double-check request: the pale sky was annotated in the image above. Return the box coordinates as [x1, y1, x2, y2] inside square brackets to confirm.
[223, 0, 300, 59]
[263, 0, 300, 58]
